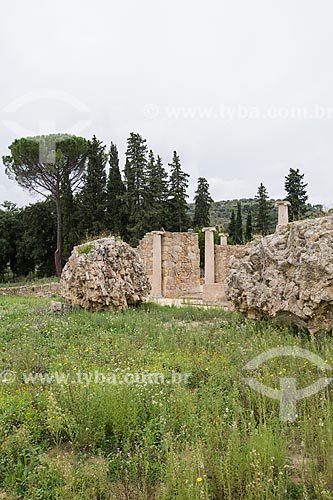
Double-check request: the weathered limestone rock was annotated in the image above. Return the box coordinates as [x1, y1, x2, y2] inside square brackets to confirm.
[226, 217, 333, 333]
[61, 237, 151, 311]
[49, 301, 74, 314]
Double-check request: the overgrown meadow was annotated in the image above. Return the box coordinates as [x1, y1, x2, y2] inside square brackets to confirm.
[0, 296, 332, 499]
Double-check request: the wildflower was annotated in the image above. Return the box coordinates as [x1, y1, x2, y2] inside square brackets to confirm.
[197, 477, 203, 482]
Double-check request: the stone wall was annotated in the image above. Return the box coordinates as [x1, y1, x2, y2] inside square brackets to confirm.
[0, 282, 61, 297]
[201, 245, 247, 304]
[137, 232, 201, 298]
[136, 233, 154, 284]
[161, 232, 201, 298]
[215, 245, 247, 283]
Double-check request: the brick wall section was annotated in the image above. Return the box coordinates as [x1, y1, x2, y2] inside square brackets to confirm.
[137, 232, 201, 298]
[215, 245, 247, 283]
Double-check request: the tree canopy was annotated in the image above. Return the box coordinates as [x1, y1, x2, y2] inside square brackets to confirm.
[193, 177, 213, 227]
[167, 151, 190, 232]
[3, 134, 88, 276]
[255, 182, 270, 236]
[1, 131, 319, 279]
[285, 167, 308, 221]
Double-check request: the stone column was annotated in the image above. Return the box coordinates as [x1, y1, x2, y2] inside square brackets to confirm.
[151, 231, 164, 297]
[219, 233, 229, 246]
[202, 227, 216, 284]
[275, 201, 291, 229]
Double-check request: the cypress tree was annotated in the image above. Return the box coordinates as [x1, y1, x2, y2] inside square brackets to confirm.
[167, 151, 190, 232]
[106, 142, 126, 237]
[123, 133, 148, 245]
[234, 201, 243, 244]
[255, 183, 270, 236]
[285, 167, 308, 221]
[79, 135, 107, 237]
[245, 210, 253, 242]
[145, 151, 168, 230]
[193, 177, 213, 227]
[228, 210, 236, 241]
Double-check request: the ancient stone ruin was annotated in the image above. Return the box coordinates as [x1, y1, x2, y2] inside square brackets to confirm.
[58, 201, 333, 332]
[226, 216, 333, 333]
[61, 237, 151, 311]
[137, 228, 247, 304]
[137, 231, 201, 298]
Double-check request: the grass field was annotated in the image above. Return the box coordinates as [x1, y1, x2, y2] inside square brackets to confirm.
[0, 296, 332, 499]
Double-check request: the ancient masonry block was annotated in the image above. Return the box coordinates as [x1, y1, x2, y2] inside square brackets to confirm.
[137, 231, 201, 299]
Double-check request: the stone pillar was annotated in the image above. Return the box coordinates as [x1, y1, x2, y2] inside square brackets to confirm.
[275, 201, 291, 229]
[202, 227, 216, 284]
[219, 233, 229, 246]
[151, 231, 164, 297]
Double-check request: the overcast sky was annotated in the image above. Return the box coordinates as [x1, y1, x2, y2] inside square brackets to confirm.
[1, 0, 333, 208]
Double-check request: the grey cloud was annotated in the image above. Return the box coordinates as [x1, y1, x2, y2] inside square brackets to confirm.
[1, 0, 332, 207]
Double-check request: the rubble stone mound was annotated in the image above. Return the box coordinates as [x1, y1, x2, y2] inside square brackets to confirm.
[61, 237, 151, 311]
[226, 216, 333, 333]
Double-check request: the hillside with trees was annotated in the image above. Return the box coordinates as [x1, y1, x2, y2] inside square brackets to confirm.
[188, 198, 324, 234]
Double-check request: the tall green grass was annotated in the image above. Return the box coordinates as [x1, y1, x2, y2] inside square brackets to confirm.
[0, 296, 332, 499]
